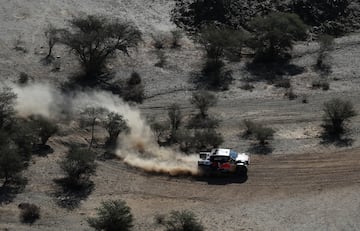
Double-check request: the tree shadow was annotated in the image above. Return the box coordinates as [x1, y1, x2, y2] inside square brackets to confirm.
[320, 132, 354, 147]
[32, 144, 54, 156]
[0, 176, 27, 205]
[61, 71, 116, 93]
[52, 178, 94, 210]
[247, 144, 273, 155]
[245, 60, 305, 82]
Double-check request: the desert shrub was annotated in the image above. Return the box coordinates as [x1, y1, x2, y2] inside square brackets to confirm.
[302, 95, 308, 104]
[150, 120, 169, 144]
[190, 91, 217, 118]
[10, 119, 37, 160]
[152, 33, 167, 49]
[249, 12, 307, 62]
[174, 129, 195, 153]
[312, 79, 330, 90]
[171, 0, 232, 32]
[168, 104, 182, 142]
[18, 72, 30, 85]
[19, 203, 40, 224]
[0, 144, 24, 186]
[171, 29, 183, 48]
[322, 98, 356, 138]
[242, 119, 257, 137]
[123, 72, 144, 103]
[60, 15, 141, 83]
[292, 0, 350, 31]
[253, 126, 275, 146]
[240, 82, 254, 91]
[155, 50, 167, 68]
[315, 34, 334, 75]
[172, 0, 354, 36]
[187, 116, 219, 129]
[242, 120, 275, 145]
[196, 59, 233, 90]
[104, 112, 129, 147]
[193, 129, 223, 150]
[127, 72, 142, 85]
[274, 78, 291, 88]
[87, 199, 133, 231]
[284, 87, 297, 100]
[59, 148, 97, 187]
[0, 87, 17, 130]
[80, 107, 108, 149]
[30, 115, 58, 145]
[154, 213, 166, 225]
[165, 210, 204, 231]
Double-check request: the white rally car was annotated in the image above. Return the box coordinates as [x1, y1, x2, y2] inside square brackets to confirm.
[198, 148, 249, 175]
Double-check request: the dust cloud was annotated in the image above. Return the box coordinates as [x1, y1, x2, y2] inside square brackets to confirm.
[8, 82, 198, 176]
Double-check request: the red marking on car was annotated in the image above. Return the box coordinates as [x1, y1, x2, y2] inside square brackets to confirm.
[221, 163, 231, 169]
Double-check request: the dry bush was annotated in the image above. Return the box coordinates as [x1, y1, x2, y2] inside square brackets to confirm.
[312, 79, 330, 90]
[274, 78, 291, 88]
[165, 210, 204, 231]
[240, 82, 254, 91]
[322, 98, 357, 138]
[19, 203, 40, 224]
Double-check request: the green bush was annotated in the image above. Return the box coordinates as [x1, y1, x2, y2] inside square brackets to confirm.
[165, 210, 204, 231]
[87, 200, 133, 231]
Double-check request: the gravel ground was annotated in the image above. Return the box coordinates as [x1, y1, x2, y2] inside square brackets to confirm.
[1, 1, 360, 230]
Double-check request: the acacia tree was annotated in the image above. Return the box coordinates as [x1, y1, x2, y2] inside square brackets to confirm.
[249, 12, 307, 62]
[104, 112, 129, 147]
[199, 24, 246, 61]
[60, 15, 142, 82]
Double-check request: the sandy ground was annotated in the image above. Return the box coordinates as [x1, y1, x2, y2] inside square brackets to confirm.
[1, 0, 360, 230]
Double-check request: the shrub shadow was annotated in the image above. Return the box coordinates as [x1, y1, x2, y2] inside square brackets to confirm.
[320, 132, 354, 147]
[0, 176, 27, 205]
[245, 61, 304, 82]
[247, 144, 273, 155]
[32, 144, 54, 156]
[52, 178, 94, 210]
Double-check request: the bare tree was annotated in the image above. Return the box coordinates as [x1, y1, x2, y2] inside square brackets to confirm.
[81, 107, 107, 149]
[43, 25, 65, 63]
